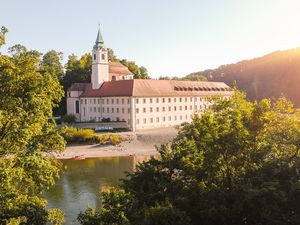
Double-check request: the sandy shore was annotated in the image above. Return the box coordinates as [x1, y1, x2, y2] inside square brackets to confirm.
[54, 127, 178, 159]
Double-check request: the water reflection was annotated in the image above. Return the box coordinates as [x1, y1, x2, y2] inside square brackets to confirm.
[45, 155, 151, 225]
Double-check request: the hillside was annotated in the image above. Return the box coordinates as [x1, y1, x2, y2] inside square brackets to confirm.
[191, 48, 300, 106]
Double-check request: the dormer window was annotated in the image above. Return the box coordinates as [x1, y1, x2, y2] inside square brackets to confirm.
[94, 54, 96, 60]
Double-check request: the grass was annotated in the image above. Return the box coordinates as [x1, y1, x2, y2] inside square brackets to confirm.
[60, 126, 121, 145]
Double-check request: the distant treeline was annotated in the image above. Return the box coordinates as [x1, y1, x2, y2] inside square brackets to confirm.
[185, 48, 300, 107]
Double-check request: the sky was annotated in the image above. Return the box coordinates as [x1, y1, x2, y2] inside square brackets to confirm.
[1, 0, 300, 78]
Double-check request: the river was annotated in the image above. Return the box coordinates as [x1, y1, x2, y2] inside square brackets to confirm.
[44, 156, 150, 225]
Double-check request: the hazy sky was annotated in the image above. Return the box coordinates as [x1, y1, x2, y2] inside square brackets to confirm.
[1, 0, 300, 78]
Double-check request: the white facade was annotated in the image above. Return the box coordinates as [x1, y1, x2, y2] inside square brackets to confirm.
[67, 93, 231, 131]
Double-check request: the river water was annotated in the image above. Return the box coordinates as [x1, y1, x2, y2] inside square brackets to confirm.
[44, 156, 150, 225]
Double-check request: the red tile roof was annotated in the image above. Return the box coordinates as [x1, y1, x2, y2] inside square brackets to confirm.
[76, 79, 231, 98]
[109, 62, 133, 75]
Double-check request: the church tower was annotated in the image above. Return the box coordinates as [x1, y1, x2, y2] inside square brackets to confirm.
[91, 28, 109, 89]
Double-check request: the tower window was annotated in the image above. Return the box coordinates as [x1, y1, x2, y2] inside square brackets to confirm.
[101, 54, 105, 60]
[94, 54, 96, 60]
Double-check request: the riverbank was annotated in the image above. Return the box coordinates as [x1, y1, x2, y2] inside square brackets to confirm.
[53, 127, 178, 159]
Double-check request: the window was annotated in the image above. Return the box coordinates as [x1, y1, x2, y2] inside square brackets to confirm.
[156, 98, 159, 103]
[107, 99, 109, 104]
[150, 98, 153, 103]
[179, 106, 182, 110]
[116, 108, 119, 113]
[122, 99, 124, 104]
[101, 54, 105, 60]
[94, 107, 96, 112]
[85, 99, 87, 104]
[98, 99, 100, 104]
[80, 99, 83, 104]
[143, 98, 146, 104]
[122, 108, 125, 113]
[90, 99, 92, 104]
[174, 106, 177, 111]
[162, 98, 165, 103]
[112, 108, 114, 113]
[94, 54, 96, 60]
[156, 107, 159, 112]
[94, 99, 96, 104]
[174, 98, 177, 102]
[136, 99, 139, 104]
[107, 108, 109, 113]
[174, 116, 177, 120]
[162, 107, 165, 112]
[98, 107, 100, 112]
[127, 99, 130, 104]
[83, 107, 86, 116]
[163, 116, 166, 122]
[116, 99, 119, 104]
[185, 97, 187, 102]
[168, 106, 171, 111]
[103, 107, 105, 113]
[112, 99, 114, 104]
[143, 118, 147, 124]
[168, 98, 171, 103]
[101, 99, 104, 104]
[143, 108, 146, 113]
[180, 98, 182, 102]
[185, 106, 188, 110]
[190, 97, 193, 102]
[150, 107, 153, 112]
[136, 108, 139, 113]
[75, 101, 80, 113]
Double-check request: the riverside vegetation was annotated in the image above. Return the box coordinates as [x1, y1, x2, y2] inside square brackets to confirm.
[60, 126, 121, 145]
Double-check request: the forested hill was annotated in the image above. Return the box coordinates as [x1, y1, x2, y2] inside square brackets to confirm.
[191, 47, 300, 106]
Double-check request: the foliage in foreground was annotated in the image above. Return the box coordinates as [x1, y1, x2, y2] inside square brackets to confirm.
[78, 92, 300, 225]
[60, 126, 121, 145]
[0, 33, 65, 224]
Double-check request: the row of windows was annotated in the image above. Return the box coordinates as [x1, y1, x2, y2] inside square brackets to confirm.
[136, 97, 207, 104]
[81, 98, 130, 105]
[85, 107, 131, 114]
[136, 105, 208, 113]
[137, 114, 193, 124]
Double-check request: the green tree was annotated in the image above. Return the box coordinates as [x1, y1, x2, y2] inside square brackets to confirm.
[40, 50, 64, 80]
[78, 91, 300, 225]
[0, 44, 65, 224]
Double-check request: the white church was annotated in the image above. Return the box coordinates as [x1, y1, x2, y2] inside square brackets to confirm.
[67, 29, 231, 131]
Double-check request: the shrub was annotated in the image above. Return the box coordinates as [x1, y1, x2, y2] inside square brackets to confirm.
[60, 126, 122, 145]
[62, 114, 77, 124]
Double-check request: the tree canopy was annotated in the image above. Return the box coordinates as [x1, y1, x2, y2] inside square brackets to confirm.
[0, 34, 65, 224]
[78, 91, 300, 225]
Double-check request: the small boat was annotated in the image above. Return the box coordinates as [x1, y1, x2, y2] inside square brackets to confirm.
[71, 155, 86, 160]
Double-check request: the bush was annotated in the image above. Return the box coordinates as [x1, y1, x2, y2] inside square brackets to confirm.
[60, 126, 121, 145]
[62, 114, 77, 124]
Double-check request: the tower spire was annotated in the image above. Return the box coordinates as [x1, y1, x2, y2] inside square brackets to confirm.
[94, 26, 105, 50]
